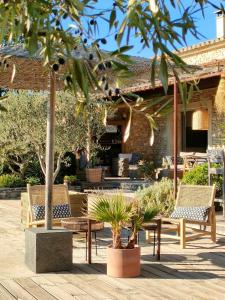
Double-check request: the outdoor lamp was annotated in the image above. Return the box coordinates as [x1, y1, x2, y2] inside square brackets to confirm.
[192, 108, 209, 130]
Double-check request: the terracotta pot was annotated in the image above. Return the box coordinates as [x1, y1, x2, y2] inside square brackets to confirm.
[107, 246, 140, 278]
[86, 168, 102, 183]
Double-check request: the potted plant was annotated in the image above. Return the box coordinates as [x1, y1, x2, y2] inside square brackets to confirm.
[75, 99, 109, 183]
[138, 160, 155, 180]
[89, 193, 158, 278]
[63, 175, 77, 186]
[85, 122, 103, 183]
[85, 149, 103, 183]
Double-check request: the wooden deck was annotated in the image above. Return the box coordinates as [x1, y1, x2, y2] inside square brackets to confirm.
[1, 200, 225, 299]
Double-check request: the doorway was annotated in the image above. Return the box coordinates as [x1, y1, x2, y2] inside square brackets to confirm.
[182, 111, 208, 152]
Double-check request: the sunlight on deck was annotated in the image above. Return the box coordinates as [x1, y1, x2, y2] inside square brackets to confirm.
[1, 200, 225, 300]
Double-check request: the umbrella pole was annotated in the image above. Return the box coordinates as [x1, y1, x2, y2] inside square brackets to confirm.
[173, 78, 178, 197]
[45, 70, 56, 230]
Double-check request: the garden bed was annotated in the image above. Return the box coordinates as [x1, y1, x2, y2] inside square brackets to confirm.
[0, 187, 27, 199]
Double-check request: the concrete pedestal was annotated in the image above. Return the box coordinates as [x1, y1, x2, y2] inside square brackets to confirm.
[25, 228, 73, 273]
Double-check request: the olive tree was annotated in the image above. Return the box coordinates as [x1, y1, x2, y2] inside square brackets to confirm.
[0, 91, 107, 181]
[0, 0, 223, 229]
[0, 1, 223, 96]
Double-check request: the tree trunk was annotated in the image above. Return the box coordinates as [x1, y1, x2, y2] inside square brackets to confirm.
[45, 70, 56, 231]
[53, 154, 62, 182]
[126, 230, 137, 249]
[37, 151, 46, 177]
[86, 122, 91, 167]
[112, 231, 123, 249]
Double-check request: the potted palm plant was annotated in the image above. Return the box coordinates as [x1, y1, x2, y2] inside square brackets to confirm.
[89, 193, 158, 278]
[85, 142, 103, 183]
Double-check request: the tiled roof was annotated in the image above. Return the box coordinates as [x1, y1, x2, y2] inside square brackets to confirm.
[121, 65, 223, 94]
[0, 44, 94, 60]
[0, 43, 151, 74]
[177, 37, 225, 54]
[0, 43, 223, 94]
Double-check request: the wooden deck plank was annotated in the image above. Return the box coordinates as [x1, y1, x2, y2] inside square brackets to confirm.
[31, 276, 79, 300]
[15, 277, 57, 300]
[77, 259, 220, 300]
[61, 273, 120, 299]
[2, 200, 225, 299]
[0, 279, 36, 300]
[0, 283, 16, 300]
[72, 264, 135, 290]
[77, 263, 182, 300]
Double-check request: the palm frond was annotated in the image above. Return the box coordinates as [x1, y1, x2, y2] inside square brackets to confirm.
[143, 206, 159, 223]
[89, 192, 133, 227]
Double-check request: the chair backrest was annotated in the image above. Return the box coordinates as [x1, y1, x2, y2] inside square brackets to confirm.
[176, 184, 216, 208]
[27, 184, 70, 223]
[27, 184, 70, 206]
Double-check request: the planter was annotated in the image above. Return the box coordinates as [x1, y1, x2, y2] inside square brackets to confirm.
[86, 168, 102, 183]
[25, 228, 73, 273]
[107, 246, 140, 278]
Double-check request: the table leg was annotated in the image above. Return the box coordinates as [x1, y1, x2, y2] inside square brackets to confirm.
[88, 219, 92, 264]
[156, 219, 161, 261]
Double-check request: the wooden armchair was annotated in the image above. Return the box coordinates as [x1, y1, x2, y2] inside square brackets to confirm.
[27, 184, 71, 227]
[162, 184, 216, 249]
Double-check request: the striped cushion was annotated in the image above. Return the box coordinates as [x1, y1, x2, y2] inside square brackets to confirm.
[171, 206, 209, 222]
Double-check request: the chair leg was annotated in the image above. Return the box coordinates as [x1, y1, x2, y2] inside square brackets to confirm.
[153, 229, 156, 256]
[85, 231, 87, 261]
[211, 207, 216, 243]
[94, 231, 97, 255]
[177, 223, 180, 236]
[145, 230, 151, 243]
[180, 219, 186, 249]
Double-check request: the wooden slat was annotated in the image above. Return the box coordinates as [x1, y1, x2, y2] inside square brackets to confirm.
[0, 283, 16, 300]
[1, 280, 36, 300]
[31, 277, 77, 300]
[15, 278, 57, 300]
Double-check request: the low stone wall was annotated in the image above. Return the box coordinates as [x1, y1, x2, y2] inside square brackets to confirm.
[0, 187, 27, 199]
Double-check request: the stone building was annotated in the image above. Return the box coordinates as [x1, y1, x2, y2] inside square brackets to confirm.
[104, 11, 225, 166]
[1, 12, 225, 169]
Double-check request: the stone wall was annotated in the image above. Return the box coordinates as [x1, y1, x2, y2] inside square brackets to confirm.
[182, 47, 225, 65]
[0, 187, 27, 199]
[0, 57, 63, 90]
[124, 112, 153, 160]
[123, 107, 172, 165]
[124, 84, 225, 165]
[212, 76, 225, 146]
[178, 39, 225, 66]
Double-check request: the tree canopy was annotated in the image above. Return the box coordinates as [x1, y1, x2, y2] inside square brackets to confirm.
[0, 91, 107, 181]
[0, 1, 224, 96]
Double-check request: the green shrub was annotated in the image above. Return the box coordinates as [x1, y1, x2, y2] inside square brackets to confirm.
[24, 160, 44, 184]
[26, 176, 41, 185]
[64, 175, 77, 185]
[0, 174, 25, 188]
[182, 163, 222, 196]
[136, 178, 175, 216]
[138, 160, 155, 180]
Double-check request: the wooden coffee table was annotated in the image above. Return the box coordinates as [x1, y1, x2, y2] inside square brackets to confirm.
[61, 217, 103, 264]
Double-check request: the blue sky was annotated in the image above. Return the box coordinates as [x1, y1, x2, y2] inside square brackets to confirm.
[97, 1, 221, 58]
[66, 1, 223, 58]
